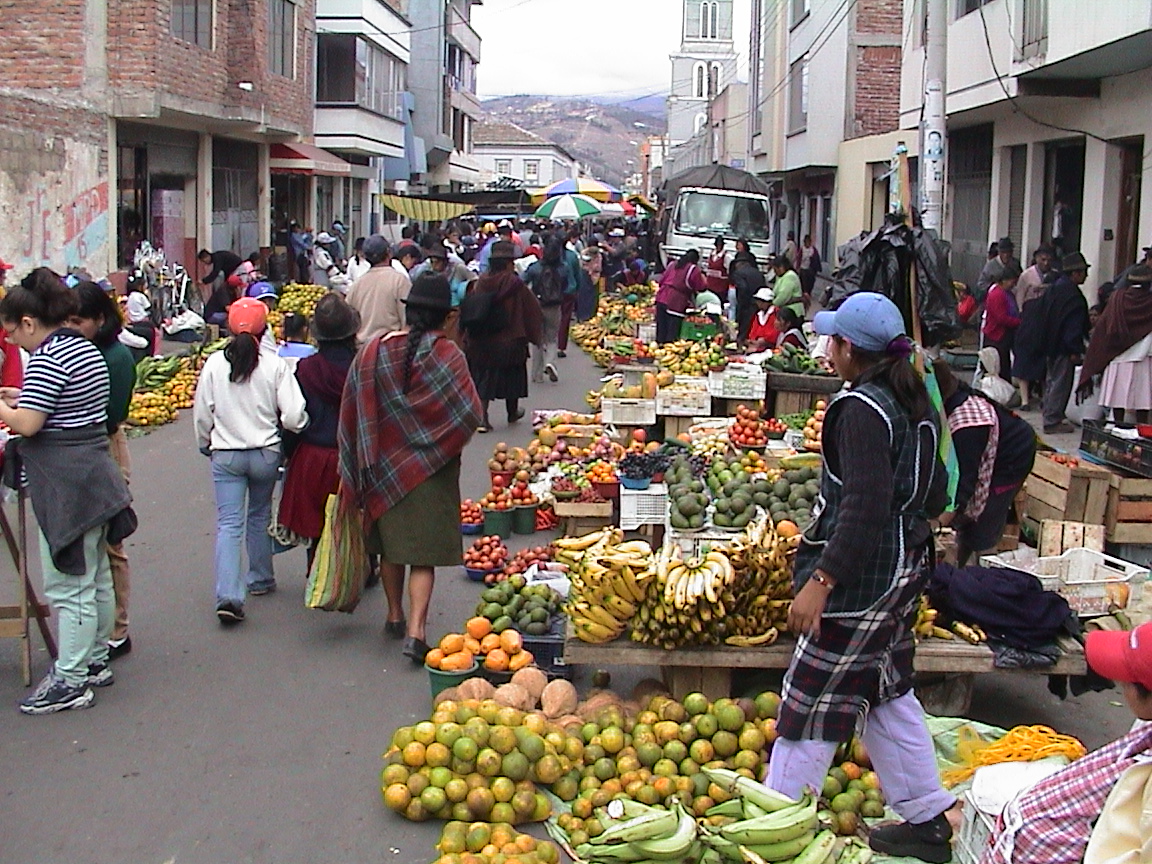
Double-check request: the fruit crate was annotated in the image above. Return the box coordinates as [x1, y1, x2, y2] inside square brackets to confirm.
[980, 547, 1148, 616]
[668, 528, 737, 556]
[1105, 468, 1152, 544]
[601, 398, 657, 427]
[708, 367, 768, 400]
[1023, 454, 1112, 525]
[552, 501, 613, 518]
[955, 790, 996, 864]
[656, 377, 712, 416]
[679, 320, 720, 341]
[522, 616, 570, 679]
[620, 483, 668, 530]
[637, 323, 657, 343]
[1081, 419, 1152, 479]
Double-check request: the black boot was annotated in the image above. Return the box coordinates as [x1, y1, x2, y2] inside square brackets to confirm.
[506, 399, 524, 424]
[869, 812, 953, 863]
[477, 401, 491, 433]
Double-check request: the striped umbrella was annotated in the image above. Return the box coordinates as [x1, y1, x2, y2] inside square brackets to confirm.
[534, 193, 603, 220]
[532, 178, 623, 203]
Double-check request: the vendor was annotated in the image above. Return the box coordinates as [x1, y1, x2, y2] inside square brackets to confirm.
[1077, 263, 1152, 425]
[746, 287, 779, 348]
[775, 306, 807, 351]
[768, 292, 955, 864]
[982, 623, 1152, 864]
[770, 255, 805, 318]
[933, 362, 1036, 566]
[693, 287, 725, 329]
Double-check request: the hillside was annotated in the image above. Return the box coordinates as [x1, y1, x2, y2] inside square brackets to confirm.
[479, 95, 667, 187]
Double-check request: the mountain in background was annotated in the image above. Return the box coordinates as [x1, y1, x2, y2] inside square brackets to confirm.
[479, 94, 668, 187]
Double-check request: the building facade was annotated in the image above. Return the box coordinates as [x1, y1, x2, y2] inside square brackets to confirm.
[900, 0, 1152, 296]
[472, 121, 578, 188]
[667, 0, 739, 147]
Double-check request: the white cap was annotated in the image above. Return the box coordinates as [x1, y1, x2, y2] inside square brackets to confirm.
[753, 287, 774, 303]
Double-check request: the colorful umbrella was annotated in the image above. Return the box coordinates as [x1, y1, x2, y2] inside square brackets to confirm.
[534, 193, 603, 220]
[532, 178, 623, 203]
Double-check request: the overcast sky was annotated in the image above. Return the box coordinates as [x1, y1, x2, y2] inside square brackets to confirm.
[471, 0, 752, 99]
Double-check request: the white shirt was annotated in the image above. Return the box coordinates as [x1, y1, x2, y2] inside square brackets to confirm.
[346, 255, 372, 286]
[193, 343, 308, 451]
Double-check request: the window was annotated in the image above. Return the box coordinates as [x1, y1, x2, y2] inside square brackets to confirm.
[699, 1, 719, 38]
[495, 159, 512, 176]
[316, 34, 405, 119]
[524, 160, 540, 183]
[693, 62, 707, 99]
[956, 0, 992, 16]
[709, 63, 721, 98]
[172, 0, 212, 48]
[268, 0, 296, 78]
[791, 0, 809, 27]
[1020, 0, 1048, 58]
[674, 191, 770, 240]
[788, 58, 808, 133]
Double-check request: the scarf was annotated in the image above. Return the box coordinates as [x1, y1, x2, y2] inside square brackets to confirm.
[1079, 284, 1152, 385]
[338, 330, 481, 522]
[948, 393, 1000, 520]
[296, 344, 354, 406]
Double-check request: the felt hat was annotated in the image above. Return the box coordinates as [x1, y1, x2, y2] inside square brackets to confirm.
[311, 292, 360, 341]
[403, 272, 453, 311]
[1062, 251, 1091, 272]
[488, 240, 517, 261]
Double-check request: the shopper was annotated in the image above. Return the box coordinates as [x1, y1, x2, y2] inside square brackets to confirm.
[523, 237, 566, 384]
[346, 235, 411, 344]
[783, 230, 798, 270]
[278, 294, 359, 572]
[1014, 244, 1055, 308]
[338, 273, 481, 662]
[798, 234, 821, 302]
[464, 240, 543, 433]
[277, 313, 317, 367]
[311, 232, 338, 288]
[977, 237, 1020, 302]
[705, 237, 731, 316]
[768, 292, 954, 863]
[982, 263, 1022, 382]
[731, 239, 766, 342]
[556, 236, 582, 357]
[345, 237, 371, 286]
[769, 254, 805, 318]
[199, 248, 244, 291]
[0, 269, 135, 714]
[577, 244, 604, 322]
[69, 281, 137, 660]
[1038, 252, 1092, 434]
[654, 249, 705, 344]
[934, 362, 1036, 566]
[1078, 264, 1152, 425]
[193, 298, 308, 624]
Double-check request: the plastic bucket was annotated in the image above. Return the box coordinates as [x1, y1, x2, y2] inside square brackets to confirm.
[427, 662, 480, 698]
[620, 476, 652, 491]
[592, 481, 620, 500]
[483, 508, 515, 538]
[513, 505, 538, 535]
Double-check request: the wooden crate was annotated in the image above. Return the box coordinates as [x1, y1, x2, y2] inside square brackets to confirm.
[1106, 470, 1152, 544]
[1037, 519, 1105, 556]
[1022, 456, 1111, 525]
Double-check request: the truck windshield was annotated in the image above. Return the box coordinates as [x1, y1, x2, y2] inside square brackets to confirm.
[674, 192, 769, 240]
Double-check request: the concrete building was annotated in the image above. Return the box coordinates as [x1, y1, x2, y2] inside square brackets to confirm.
[640, 135, 670, 200]
[408, 0, 482, 193]
[746, 0, 903, 260]
[665, 82, 748, 181]
[667, 0, 739, 147]
[472, 120, 578, 188]
[900, 0, 1152, 296]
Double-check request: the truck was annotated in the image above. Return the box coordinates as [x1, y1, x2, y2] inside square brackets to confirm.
[658, 165, 774, 270]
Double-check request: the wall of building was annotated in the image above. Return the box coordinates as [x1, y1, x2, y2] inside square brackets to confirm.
[848, 0, 902, 140]
[835, 130, 918, 249]
[473, 145, 576, 186]
[784, 5, 849, 170]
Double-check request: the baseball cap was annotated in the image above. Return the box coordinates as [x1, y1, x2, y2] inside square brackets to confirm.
[813, 292, 906, 353]
[1087, 623, 1152, 690]
[246, 281, 278, 301]
[228, 297, 268, 335]
[753, 287, 774, 303]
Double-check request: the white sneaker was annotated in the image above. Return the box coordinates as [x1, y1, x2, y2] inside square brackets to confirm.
[545, 363, 559, 383]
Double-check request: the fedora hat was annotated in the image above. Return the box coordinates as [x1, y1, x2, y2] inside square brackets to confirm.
[403, 272, 453, 312]
[311, 292, 361, 341]
[488, 240, 517, 261]
[1062, 251, 1091, 272]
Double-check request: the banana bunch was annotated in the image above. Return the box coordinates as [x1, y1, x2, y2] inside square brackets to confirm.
[574, 800, 700, 863]
[663, 546, 735, 608]
[726, 512, 796, 634]
[556, 529, 654, 643]
[134, 355, 183, 392]
[630, 544, 740, 649]
[913, 595, 955, 641]
[585, 389, 603, 410]
[951, 621, 988, 644]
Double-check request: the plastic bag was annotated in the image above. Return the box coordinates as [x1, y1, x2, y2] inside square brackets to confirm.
[305, 493, 368, 613]
[976, 348, 1021, 407]
[1066, 365, 1104, 426]
[163, 309, 205, 335]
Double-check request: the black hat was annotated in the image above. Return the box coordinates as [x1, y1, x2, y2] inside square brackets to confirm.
[1062, 251, 1091, 272]
[311, 292, 361, 341]
[1129, 264, 1152, 284]
[488, 240, 517, 261]
[403, 272, 453, 311]
[363, 235, 390, 265]
[422, 244, 448, 260]
[396, 243, 424, 263]
[997, 236, 1015, 251]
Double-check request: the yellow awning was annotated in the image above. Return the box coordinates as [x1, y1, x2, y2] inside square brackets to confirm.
[378, 194, 475, 221]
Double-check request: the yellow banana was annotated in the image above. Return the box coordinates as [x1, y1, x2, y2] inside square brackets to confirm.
[604, 594, 637, 620]
[573, 618, 618, 642]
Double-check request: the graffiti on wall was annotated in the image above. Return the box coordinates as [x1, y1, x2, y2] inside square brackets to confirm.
[62, 182, 109, 270]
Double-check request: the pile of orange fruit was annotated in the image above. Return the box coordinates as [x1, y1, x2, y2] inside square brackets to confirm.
[729, 404, 767, 447]
[460, 500, 483, 525]
[424, 619, 535, 673]
[585, 461, 617, 484]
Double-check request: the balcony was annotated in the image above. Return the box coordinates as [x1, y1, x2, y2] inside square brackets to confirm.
[315, 104, 406, 159]
[1014, 1, 1152, 82]
[447, 5, 481, 62]
[448, 74, 481, 117]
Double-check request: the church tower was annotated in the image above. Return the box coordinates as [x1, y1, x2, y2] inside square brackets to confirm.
[667, 0, 739, 146]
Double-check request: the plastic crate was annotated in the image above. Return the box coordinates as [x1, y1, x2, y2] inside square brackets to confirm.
[637, 323, 657, 343]
[668, 528, 737, 556]
[621, 483, 669, 530]
[656, 377, 712, 416]
[955, 790, 996, 864]
[602, 398, 657, 426]
[679, 320, 720, 341]
[1080, 419, 1152, 479]
[522, 616, 570, 679]
[708, 367, 768, 400]
[980, 547, 1148, 616]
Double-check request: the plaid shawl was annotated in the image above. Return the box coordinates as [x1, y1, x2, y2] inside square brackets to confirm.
[778, 551, 926, 743]
[948, 393, 999, 520]
[338, 331, 481, 522]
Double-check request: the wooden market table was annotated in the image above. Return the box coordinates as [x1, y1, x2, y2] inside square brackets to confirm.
[765, 372, 843, 415]
[564, 629, 1086, 715]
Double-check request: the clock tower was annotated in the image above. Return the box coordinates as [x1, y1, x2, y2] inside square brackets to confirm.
[667, 0, 739, 146]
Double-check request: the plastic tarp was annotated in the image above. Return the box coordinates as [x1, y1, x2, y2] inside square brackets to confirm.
[831, 215, 961, 348]
[660, 164, 772, 200]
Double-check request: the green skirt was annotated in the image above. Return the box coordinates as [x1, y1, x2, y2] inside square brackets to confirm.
[368, 456, 462, 567]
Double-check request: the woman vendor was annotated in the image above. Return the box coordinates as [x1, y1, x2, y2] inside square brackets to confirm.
[768, 292, 955, 864]
[745, 287, 779, 348]
[1078, 263, 1152, 424]
[933, 362, 1036, 566]
[770, 255, 805, 318]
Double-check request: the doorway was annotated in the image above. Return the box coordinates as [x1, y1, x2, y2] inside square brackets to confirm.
[1042, 138, 1085, 259]
[948, 125, 993, 289]
[1115, 137, 1144, 275]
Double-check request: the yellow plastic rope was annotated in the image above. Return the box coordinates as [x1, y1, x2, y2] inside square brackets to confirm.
[940, 724, 1087, 787]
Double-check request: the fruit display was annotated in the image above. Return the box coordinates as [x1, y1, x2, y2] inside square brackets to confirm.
[729, 404, 768, 448]
[599, 371, 660, 400]
[913, 594, 988, 643]
[460, 500, 483, 526]
[508, 475, 539, 507]
[498, 546, 555, 582]
[463, 536, 509, 573]
[474, 575, 563, 635]
[478, 478, 515, 511]
[487, 442, 528, 476]
[134, 354, 185, 393]
[618, 451, 667, 481]
[706, 454, 774, 530]
[481, 629, 535, 673]
[424, 631, 483, 672]
[765, 465, 822, 533]
[764, 417, 788, 437]
[126, 390, 177, 427]
[586, 461, 618, 485]
[803, 401, 827, 452]
[651, 340, 727, 376]
[554, 530, 653, 643]
[277, 282, 327, 318]
[762, 343, 834, 376]
[665, 455, 711, 531]
[1044, 451, 1081, 468]
[432, 821, 560, 864]
[778, 410, 814, 431]
[727, 513, 798, 632]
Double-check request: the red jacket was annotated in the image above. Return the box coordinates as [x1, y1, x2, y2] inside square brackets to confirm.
[747, 309, 779, 345]
[983, 285, 1021, 342]
[656, 262, 706, 315]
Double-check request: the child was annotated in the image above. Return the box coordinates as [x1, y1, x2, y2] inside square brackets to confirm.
[775, 306, 808, 351]
[278, 313, 317, 365]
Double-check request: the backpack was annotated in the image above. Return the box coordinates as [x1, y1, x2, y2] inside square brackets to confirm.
[532, 264, 565, 307]
[459, 290, 508, 337]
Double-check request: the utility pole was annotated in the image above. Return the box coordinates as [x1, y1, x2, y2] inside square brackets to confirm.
[920, 0, 947, 232]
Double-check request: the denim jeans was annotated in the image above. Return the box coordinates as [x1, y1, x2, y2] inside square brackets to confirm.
[211, 448, 281, 605]
[39, 525, 113, 687]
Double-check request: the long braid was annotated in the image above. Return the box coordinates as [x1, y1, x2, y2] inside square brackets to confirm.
[402, 323, 430, 394]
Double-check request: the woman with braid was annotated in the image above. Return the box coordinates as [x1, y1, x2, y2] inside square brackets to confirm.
[338, 273, 481, 664]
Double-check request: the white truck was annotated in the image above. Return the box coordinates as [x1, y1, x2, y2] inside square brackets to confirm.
[659, 166, 774, 269]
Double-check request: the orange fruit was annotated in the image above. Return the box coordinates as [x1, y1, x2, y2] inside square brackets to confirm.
[440, 633, 465, 654]
[776, 521, 800, 538]
[466, 616, 492, 640]
[500, 630, 523, 654]
[425, 648, 445, 670]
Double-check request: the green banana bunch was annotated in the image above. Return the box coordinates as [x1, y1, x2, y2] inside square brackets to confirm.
[717, 795, 818, 846]
[701, 767, 799, 813]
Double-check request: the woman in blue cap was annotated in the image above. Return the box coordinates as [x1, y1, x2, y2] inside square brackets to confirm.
[766, 292, 956, 863]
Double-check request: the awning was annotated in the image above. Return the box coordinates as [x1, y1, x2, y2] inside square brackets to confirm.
[379, 193, 476, 221]
[270, 143, 352, 176]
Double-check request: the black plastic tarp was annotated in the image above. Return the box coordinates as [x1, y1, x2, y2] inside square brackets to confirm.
[830, 215, 961, 347]
[660, 165, 772, 200]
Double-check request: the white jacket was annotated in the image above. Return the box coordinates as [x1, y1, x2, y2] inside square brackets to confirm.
[193, 343, 308, 451]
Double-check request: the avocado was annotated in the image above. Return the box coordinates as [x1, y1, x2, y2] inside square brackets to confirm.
[713, 513, 733, 527]
[714, 498, 731, 515]
[482, 602, 504, 620]
[677, 498, 702, 517]
[526, 621, 548, 636]
[670, 512, 690, 529]
[732, 511, 752, 528]
[492, 615, 513, 633]
[753, 492, 770, 507]
[689, 514, 705, 529]
[773, 480, 791, 498]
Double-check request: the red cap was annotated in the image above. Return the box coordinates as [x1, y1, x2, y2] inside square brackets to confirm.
[227, 297, 268, 335]
[1086, 622, 1152, 690]
[226, 273, 244, 289]
[0, 258, 10, 271]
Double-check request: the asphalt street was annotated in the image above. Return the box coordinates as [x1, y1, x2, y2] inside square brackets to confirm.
[0, 344, 1135, 864]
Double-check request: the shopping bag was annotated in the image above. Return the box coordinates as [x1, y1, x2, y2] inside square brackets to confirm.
[305, 492, 368, 613]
